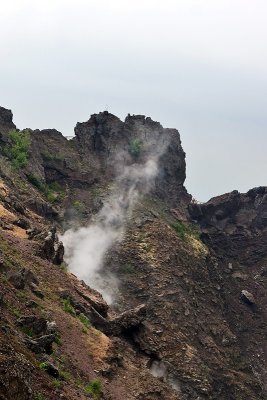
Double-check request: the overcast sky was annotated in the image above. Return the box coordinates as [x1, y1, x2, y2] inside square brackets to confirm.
[0, 0, 266, 201]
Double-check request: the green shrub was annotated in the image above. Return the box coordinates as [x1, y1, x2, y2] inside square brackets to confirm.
[84, 379, 102, 399]
[78, 313, 91, 329]
[63, 298, 76, 316]
[60, 369, 72, 382]
[129, 138, 143, 158]
[171, 221, 186, 241]
[39, 362, 49, 371]
[4, 129, 31, 169]
[52, 379, 62, 388]
[27, 174, 45, 191]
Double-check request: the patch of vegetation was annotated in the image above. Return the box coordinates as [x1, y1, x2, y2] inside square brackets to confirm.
[35, 394, 46, 400]
[171, 221, 186, 240]
[63, 298, 76, 316]
[170, 221, 202, 243]
[3, 129, 31, 169]
[72, 200, 86, 214]
[41, 150, 63, 162]
[0, 274, 9, 284]
[129, 138, 143, 158]
[78, 313, 91, 329]
[52, 379, 62, 388]
[120, 262, 135, 274]
[59, 262, 68, 272]
[26, 174, 64, 203]
[10, 307, 21, 318]
[84, 379, 102, 399]
[54, 332, 62, 346]
[21, 326, 33, 337]
[26, 173, 44, 190]
[60, 369, 73, 382]
[0, 235, 26, 268]
[39, 362, 49, 371]
[91, 185, 103, 197]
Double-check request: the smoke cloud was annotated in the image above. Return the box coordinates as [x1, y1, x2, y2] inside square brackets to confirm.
[61, 134, 168, 304]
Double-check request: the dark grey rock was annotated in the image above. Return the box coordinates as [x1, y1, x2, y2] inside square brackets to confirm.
[25, 334, 55, 354]
[241, 290, 256, 305]
[42, 362, 59, 378]
[16, 315, 47, 336]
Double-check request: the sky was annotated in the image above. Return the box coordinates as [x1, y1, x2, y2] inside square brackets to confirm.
[0, 0, 266, 201]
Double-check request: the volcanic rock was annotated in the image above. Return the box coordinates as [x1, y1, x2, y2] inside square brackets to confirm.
[241, 290, 256, 305]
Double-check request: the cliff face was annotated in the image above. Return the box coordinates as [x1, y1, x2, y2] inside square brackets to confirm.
[74, 112, 189, 206]
[188, 188, 267, 398]
[189, 187, 267, 264]
[0, 106, 266, 400]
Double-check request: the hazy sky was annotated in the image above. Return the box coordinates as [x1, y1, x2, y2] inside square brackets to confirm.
[1, 0, 266, 201]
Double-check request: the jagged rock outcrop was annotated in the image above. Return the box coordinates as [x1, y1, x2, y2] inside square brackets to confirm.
[189, 187, 267, 264]
[74, 112, 190, 206]
[0, 106, 16, 137]
[39, 227, 64, 265]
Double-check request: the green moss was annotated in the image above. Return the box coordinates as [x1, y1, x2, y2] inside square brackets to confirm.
[84, 379, 102, 399]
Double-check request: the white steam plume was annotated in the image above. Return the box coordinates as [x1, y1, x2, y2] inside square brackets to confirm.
[61, 135, 168, 304]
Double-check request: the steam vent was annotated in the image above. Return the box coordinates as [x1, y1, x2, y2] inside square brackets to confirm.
[0, 105, 266, 400]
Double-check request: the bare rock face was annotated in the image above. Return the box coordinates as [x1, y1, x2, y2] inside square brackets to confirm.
[188, 187, 267, 265]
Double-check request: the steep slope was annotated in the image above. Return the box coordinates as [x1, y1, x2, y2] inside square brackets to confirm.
[0, 106, 266, 400]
